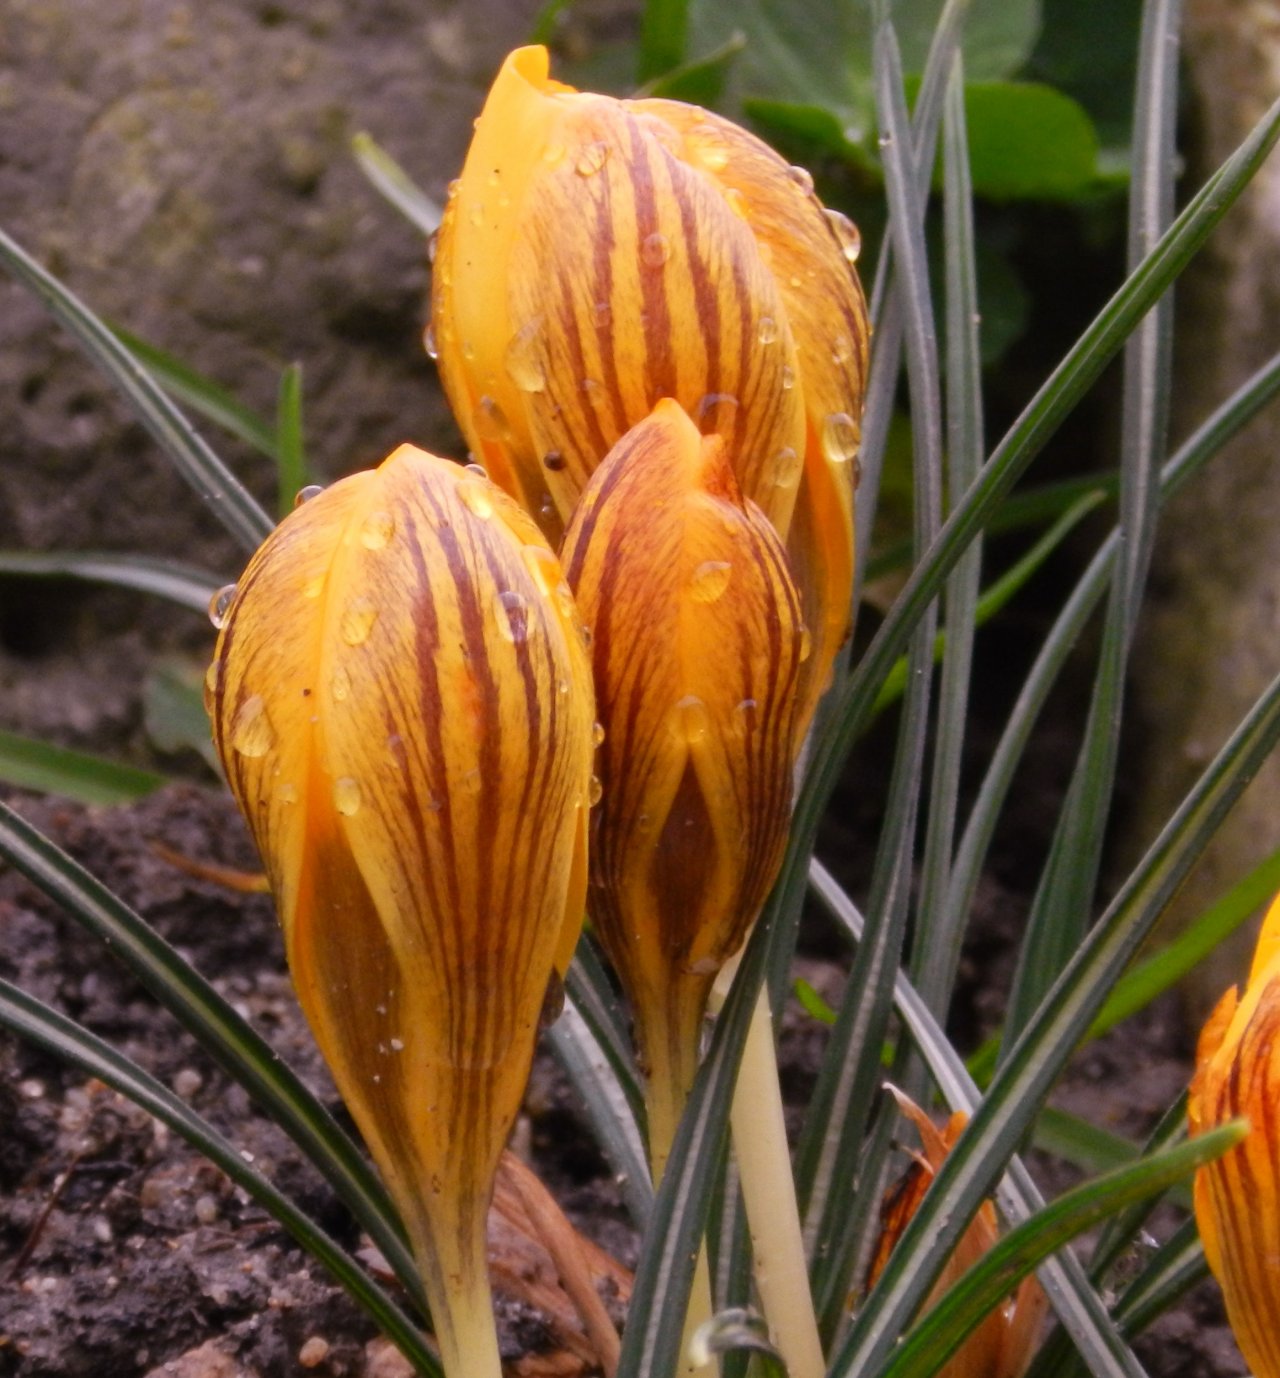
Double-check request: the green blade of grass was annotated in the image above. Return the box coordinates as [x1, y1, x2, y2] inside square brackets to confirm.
[0, 730, 167, 805]
[801, 16, 946, 1336]
[111, 325, 278, 459]
[351, 133, 443, 236]
[875, 1123, 1243, 1378]
[0, 228, 274, 553]
[0, 550, 219, 613]
[638, 0, 689, 82]
[830, 659, 1280, 1378]
[0, 799, 422, 1309]
[0, 980, 440, 1378]
[275, 361, 308, 516]
[1002, 0, 1185, 1053]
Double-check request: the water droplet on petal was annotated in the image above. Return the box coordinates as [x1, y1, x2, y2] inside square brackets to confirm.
[461, 767, 482, 795]
[496, 589, 530, 644]
[423, 323, 439, 359]
[303, 574, 324, 600]
[789, 164, 815, 195]
[575, 140, 610, 177]
[473, 397, 511, 444]
[294, 484, 324, 507]
[780, 364, 796, 392]
[231, 695, 274, 758]
[465, 461, 488, 479]
[696, 393, 739, 432]
[505, 319, 547, 392]
[543, 141, 566, 166]
[334, 776, 362, 816]
[690, 560, 732, 603]
[341, 597, 379, 646]
[208, 584, 237, 629]
[522, 544, 563, 597]
[468, 202, 485, 229]
[427, 229, 440, 263]
[588, 774, 603, 806]
[769, 446, 800, 489]
[203, 659, 222, 712]
[825, 208, 862, 262]
[581, 377, 606, 410]
[831, 334, 853, 365]
[758, 315, 778, 346]
[688, 124, 730, 171]
[331, 664, 351, 701]
[641, 232, 671, 267]
[734, 698, 759, 736]
[458, 479, 495, 520]
[278, 781, 299, 804]
[361, 509, 395, 549]
[592, 721, 606, 747]
[822, 412, 860, 465]
[723, 187, 749, 219]
[672, 694, 710, 745]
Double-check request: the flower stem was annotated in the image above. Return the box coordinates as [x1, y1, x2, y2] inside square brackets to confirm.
[408, 1198, 503, 1378]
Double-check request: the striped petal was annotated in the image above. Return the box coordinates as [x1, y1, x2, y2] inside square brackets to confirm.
[1190, 890, 1280, 1378]
[561, 400, 804, 1156]
[209, 444, 594, 1376]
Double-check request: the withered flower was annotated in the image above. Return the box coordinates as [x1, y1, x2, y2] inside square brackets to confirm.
[1190, 889, 1280, 1378]
[430, 44, 867, 727]
[561, 399, 806, 1173]
[208, 444, 595, 1378]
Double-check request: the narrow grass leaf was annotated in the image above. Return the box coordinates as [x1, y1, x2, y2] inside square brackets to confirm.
[0, 799, 421, 1306]
[351, 133, 443, 235]
[111, 325, 278, 459]
[0, 550, 219, 613]
[1003, 0, 1184, 1046]
[275, 362, 308, 516]
[0, 730, 167, 805]
[143, 661, 222, 773]
[565, 932, 646, 1130]
[0, 981, 440, 1377]
[874, 1124, 1243, 1378]
[637, 0, 689, 82]
[0, 228, 273, 552]
[831, 660, 1280, 1378]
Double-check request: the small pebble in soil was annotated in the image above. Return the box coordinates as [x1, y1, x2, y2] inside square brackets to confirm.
[298, 1336, 330, 1367]
[173, 1068, 204, 1099]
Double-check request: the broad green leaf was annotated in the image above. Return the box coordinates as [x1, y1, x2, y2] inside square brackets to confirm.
[0, 980, 440, 1378]
[111, 325, 278, 459]
[351, 133, 443, 236]
[0, 730, 166, 804]
[0, 551, 218, 613]
[875, 1123, 1243, 1378]
[638, 0, 691, 81]
[143, 661, 220, 774]
[959, 81, 1103, 199]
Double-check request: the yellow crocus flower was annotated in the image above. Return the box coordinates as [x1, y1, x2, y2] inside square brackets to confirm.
[207, 444, 595, 1378]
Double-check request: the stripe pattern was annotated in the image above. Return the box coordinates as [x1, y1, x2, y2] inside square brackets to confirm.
[561, 401, 805, 1076]
[210, 444, 594, 1303]
[430, 46, 867, 732]
[1191, 894, 1280, 1378]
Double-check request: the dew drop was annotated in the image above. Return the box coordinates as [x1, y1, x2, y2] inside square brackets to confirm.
[461, 767, 482, 795]
[588, 774, 603, 806]
[278, 781, 299, 804]
[331, 664, 351, 702]
[427, 228, 440, 263]
[575, 140, 610, 177]
[203, 659, 222, 713]
[780, 364, 796, 392]
[505, 326, 546, 394]
[723, 187, 749, 219]
[688, 125, 730, 171]
[824, 208, 862, 263]
[340, 597, 379, 646]
[581, 377, 606, 409]
[468, 202, 485, 229]
[690, 559, 732, 604]
[641, 232, 671, 268]
[769, 446, 800, 490]
[672, 694, 710, 746]
[458, 479, 495, 521]
[360, 509, 395, 549]
[462, 339, 476, 361]
[543, 141, 566, 166]
[231, 695, 274, 758]
[788, 164, 815, 195]
[735, 698, 759, 735]
[522, 544, 563, 597]
[208, 584, 237, 629]
[543, 449, 566, 472]
[821, 411, 860, 465]
[696, 392, 739, 432]
[538, 492, 556, 522]
[496, 589, 531, 645]
[473, 396, 511, 444]
[757, 315, 778, 346]
[592, 721, 606, 747]
[831, 334, 853, 365]
[333, 776, 362, 816]
[294, 484, 324, 507]
[423, 322, 439, 360]
[302, 574, 325, 600]
[465, 461, 489, 479]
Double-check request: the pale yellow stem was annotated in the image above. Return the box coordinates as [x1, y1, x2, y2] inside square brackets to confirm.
[407, 1199, 503, 1378]
[640, 989, 720, 1378]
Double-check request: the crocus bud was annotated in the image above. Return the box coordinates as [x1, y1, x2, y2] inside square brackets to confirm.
[561, 399, 806, 1174]
[430, 44, 866, 728]
[869, 1091, 1047, 1378]
[207, 445, 595, 1378]
[1189, 889, 1280, 1378]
